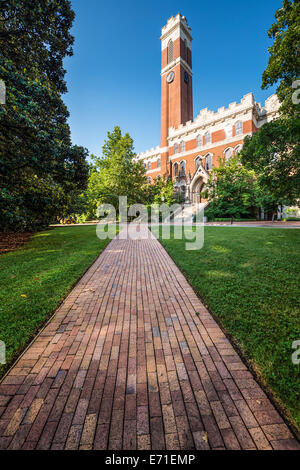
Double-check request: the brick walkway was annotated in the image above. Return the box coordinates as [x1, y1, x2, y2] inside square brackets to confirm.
[0, 229, 299, 450]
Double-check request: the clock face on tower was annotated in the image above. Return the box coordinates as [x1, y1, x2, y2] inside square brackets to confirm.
[166, 71, 175, 83]
[184, 71, 189, 84]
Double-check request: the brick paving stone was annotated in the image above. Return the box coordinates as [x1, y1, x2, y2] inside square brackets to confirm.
[123, 419, 137, 450]
[271, 439, 300, 450]
[0, 228, 298, 450]
[36, 421, 58, 450]
[93, 424, 109, 450]
[193, 431, 210, 450]
[220, 428, 241, 450]
[137, 434, 151, 450]
[150, 416, 166, 450]
[248, 427, 272, 450]
[165, 433, 180, 450]
[262, 424, 293, 441]
[229, 416, 256, 449]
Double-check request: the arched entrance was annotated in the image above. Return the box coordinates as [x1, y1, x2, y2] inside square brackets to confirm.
[191, 177, 205, 204]
[189, 163, 209, 205]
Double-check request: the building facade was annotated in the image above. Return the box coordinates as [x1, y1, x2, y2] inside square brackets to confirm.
[137, 14, 280, 205]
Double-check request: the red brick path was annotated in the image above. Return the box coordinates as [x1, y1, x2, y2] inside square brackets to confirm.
[0, 229, 299, 450]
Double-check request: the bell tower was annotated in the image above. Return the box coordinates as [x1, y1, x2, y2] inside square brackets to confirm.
[160, 14, 193, 148]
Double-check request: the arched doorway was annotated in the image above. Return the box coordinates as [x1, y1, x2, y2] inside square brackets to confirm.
[191, 177, 205, 204]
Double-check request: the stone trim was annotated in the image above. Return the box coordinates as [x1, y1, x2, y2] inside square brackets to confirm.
[161, 57, 193, 76]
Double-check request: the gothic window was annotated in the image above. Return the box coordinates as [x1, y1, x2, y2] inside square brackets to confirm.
[235, 121, 243, 135]
[174, 143, 179, 154]
[168, 39, 174, 64]
[180, 161, 186, 175]
[234, 145, 242, 155]
[225, 148, 233, 161]
[173, 162, 179, 176]
[183, 39, 187, 61]
[147, 161, 151, 171]
[147, 176, 152, 184]
[195, 156, 201, 170]
[204, 131, 211, 145]
[180, 140, 185, 152]
[157, 157, 161, 168]
[205, 154, 213, 170]
[196, 135, 202, 147]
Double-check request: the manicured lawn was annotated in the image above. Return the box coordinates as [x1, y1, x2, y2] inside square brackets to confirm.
[159, 227, 300, 431]
[0, 225, 112, 378]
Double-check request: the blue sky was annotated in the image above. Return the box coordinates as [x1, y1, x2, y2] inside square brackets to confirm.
[64, 0, 282, 156]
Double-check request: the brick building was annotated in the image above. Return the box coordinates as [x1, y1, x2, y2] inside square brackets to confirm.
[136, 14, 280, 206]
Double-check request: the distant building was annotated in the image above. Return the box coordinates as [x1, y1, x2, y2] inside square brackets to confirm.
[137, 14, 282, 214]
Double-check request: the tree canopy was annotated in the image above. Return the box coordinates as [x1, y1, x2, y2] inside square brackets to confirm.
[0, 1, 89, 231]
[241, 117, 300, 204]
[1, 0, 74, 93]
[81, 127, 147, 218]
[262, 0, 300, 117]
[241, 0, 300, 207]
[204, 156, 258, 221]
[75, 127, 180, 222]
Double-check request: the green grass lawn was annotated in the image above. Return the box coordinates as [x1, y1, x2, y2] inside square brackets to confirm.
[0, 225, 112, 378]
[159, 226, 300, 431]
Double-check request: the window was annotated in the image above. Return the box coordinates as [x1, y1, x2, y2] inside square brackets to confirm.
[143, 162, 146, 169]
[183, 39, 187, 61]
[147, 161, 151, 171]
[225, 148, 233, 161]
[234, 145, 242, 155]
[157, 174, 161, 181]
[205, 154, 213, 171]
[157, 157, 161, 168]
[180, 140, 185, 152]
[168, 39, 174, 64]
[147, 176, 152, 184]
[195, 156, 201, 170]
[196, 135, 202, 147]
[204, 131, 211, 145]
[225, 124, 232, 139]
[173, 162, 179, 176]
[174, 143, 179, 154]
[235, 121, 243, 135]
[180, 161, 186, 175]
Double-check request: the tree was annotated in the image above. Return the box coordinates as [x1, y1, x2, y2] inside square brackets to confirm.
[241, 0, 300, 205]
[0, 1, 75, 169]
[0, 0, 74, 93]
[80, 129, 180, 221]
[262, 0, 300, 117]
[143, 176, 178, 206]
[241, 118, 300, 205]
[0, 1, 89, 230]
[83, 127, 147, 217]
[204, 156, 257, 223]
[254, 182, 282, 221]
